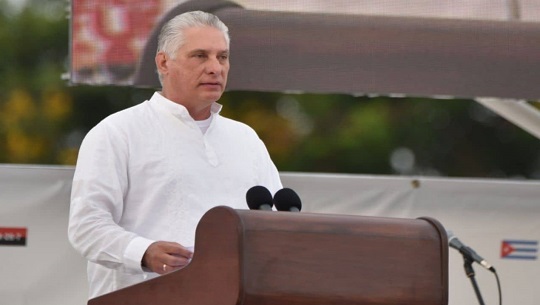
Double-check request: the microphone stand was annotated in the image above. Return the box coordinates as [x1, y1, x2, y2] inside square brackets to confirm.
[462, 255, 486, 305]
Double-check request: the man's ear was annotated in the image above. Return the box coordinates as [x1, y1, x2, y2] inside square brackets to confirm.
[155, 52, 168, 76]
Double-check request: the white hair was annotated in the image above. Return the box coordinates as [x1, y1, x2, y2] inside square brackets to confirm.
[156, 11, 230, 84]
[157, 11, 230, 56]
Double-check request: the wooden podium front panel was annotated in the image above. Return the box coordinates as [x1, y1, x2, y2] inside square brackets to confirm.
[237, 210, 447, 305]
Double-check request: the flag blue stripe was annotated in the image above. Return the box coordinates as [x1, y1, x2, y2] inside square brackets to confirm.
[502, 255, 537, 260]
[514, 248, 538, 253]
[504, 240, 538, 246]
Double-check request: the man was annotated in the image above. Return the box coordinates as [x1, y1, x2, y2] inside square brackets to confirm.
[68, 11, 282, 299]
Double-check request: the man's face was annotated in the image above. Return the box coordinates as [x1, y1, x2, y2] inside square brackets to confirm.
[157, 26, 229, 116]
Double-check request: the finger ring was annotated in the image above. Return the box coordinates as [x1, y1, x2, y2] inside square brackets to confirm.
[162, 264, 167, 272]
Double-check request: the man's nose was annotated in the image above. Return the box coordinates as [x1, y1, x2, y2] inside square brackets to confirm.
[205, 57, 223, 74]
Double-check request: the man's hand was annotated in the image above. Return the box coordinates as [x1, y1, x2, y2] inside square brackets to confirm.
[142, 241, 193, 274]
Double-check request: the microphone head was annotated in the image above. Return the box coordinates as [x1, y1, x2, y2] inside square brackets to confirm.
[246, 186, 273, 210]
[273, 188, 302, 212]
[446, 230, 463, 250]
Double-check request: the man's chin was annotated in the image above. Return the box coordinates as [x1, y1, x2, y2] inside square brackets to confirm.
[201, 93, 224, 103]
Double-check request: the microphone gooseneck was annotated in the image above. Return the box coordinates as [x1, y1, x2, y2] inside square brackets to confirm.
[447, 230, 495, 273]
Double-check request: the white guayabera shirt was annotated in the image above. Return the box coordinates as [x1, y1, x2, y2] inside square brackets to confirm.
[68, 92, 282, 299]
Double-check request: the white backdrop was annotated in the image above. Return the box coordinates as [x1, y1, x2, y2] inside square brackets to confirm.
[1, 165, 539, 305]
[0, 165, 86, 305]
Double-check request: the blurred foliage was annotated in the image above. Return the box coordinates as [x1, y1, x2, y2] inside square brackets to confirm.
[223, 93, 540, 179]
[0, 0, 539, 179]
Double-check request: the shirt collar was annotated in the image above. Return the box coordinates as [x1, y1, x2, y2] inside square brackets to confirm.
[150, 92, 223, 121]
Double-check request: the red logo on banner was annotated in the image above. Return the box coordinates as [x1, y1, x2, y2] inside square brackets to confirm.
[71, 0, 161, 82]
[0, 227, 27, 246]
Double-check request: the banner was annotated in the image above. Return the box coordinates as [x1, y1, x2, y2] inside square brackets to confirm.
[71, 0, 169, 85]
[0, 165, 86, 305]
[1, 165, 539, 304]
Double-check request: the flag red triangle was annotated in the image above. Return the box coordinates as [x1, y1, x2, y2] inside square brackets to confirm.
[501, 241, 515, 258]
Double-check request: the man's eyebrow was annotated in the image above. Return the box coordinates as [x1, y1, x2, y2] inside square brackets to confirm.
[187, 49, 229, 55]
[187, 49, 208, 55]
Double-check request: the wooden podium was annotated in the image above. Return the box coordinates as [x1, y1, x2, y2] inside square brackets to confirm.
[89, 206, 448, 305]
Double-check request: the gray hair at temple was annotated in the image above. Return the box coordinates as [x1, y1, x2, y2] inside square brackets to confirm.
[156, 10, 230, 58]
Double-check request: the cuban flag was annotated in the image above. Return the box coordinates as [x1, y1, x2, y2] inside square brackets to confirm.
[501, 240, 538, 260]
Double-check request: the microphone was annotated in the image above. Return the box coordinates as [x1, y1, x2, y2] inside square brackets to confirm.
[447, 230, 495, 272]
[273, 188, 302, 212]
[246, 186, 273, 211]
